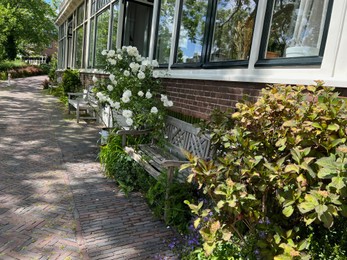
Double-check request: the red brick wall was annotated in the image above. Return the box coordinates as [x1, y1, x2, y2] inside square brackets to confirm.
[162, 78, 264, 120]
[77, 73, 264, 120]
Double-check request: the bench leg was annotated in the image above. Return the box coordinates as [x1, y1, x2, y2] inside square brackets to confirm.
[76, 103, 80, 123]
[164, 167, 174, 223]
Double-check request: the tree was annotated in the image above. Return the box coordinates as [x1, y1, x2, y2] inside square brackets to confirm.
[0, 0, 57, 60]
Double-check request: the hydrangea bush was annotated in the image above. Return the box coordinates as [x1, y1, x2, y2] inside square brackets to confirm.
[93, 46, 173, 130]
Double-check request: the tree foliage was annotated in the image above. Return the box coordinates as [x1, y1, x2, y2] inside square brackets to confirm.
[0, 0, 57, 60]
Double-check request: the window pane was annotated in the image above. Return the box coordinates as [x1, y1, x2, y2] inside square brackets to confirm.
[77, 4, 84, 25]
[88, 18, 95, 67]
[75, 26, 84, 68]
[155, 0, 175, 64]
[176, 0, 208, 63]
[266, 0, 329, 59]
[111, 2, 119, 50]
[95, 9, 110, 67]
[210, 0, 257, 62]
[123, 2, 152, 57]
[58, 39, 65, 69]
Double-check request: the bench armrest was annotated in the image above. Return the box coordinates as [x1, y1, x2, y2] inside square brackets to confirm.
[68, 92, 84, 98]
[161, 160, 189, 168]
[117, 129, 152, 147]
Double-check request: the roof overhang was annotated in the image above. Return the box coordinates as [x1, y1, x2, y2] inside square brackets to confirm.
[55, 0, 84, 26]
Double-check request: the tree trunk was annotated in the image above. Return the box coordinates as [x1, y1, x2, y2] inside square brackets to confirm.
[5, 34, 17, 60]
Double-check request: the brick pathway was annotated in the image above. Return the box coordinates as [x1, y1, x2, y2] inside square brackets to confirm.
[0, 76, 176, 259]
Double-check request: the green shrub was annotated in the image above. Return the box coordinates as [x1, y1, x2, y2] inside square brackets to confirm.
[99, 132, 196, 234]
[183, 82, 347, 259]
[39, 63, 51, 75]
[48, 55, 58, 83]
[60, 69, 82, 95]
[0, 60, 26, 72]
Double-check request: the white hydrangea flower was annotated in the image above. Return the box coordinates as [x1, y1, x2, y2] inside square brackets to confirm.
[101, 50, 108, 56]
[117, 54, 123, 60]
[112, 101, 120, 109]
[126, 118, 133, 126]
[150, 107, 158, 114]
[123, 90, 132, 98]
[123, 70, 130, 77]
[108, 58, 117, 65]
[92, 76, 98, 83]
[130, 62, 140, 73]
[138, 91, 144, 97]
[142, 59, 150, 66]
[152, 60, 159, 67]
[153, 70, 160, 78]
[140, 65, 146, 71]
[122, 110, 133, 118]
[107, 85, 114, 91]
[107, 50, 116, 57]
[121, 96, 130, 103]
[161, 94, 168, 102]
[109, 74, 115, 82]
[163, 100, 174, 107]
[122, 46, 127, 51]
[136, 55, 142, 62]
[137, 71, 145, 80]
[145, 91, 152, 99]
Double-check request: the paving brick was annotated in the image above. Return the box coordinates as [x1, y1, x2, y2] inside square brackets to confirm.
[0, 76, 177, 259]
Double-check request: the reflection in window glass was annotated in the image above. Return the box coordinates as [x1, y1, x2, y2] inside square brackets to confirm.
[58, 39, 65, 69]
[88, 18, 95, 67]
[155, 0, 175, 64]
[77, 4, 84, 25]
[176, 0, 208, 63]
[111, 2, 119, 50]
[95, 9, 110, 67]
[266, 0, 329, 59]
[75, 26, 84, 68]
[210, 0, 257, 62]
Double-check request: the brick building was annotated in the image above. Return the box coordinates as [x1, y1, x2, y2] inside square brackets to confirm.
[55, 0, 347, 120]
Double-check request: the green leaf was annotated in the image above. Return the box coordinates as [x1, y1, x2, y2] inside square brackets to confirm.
[284, 164, 300, 173]
[283, 120, 297, 127]
[217, 200, 225, 209]
[274, 234, 281, 244]
[194, 218, 201, 229]
[312, 122, 322, 129]
[341, 204, 347, 217]
[327, 123, 340, 131]
[315, 204, 328, 218]
[298, 238, 310, 251]
[331, 138, 346, 148]
[203, 242, 216, 256]
[282, 206, 294, 217]
[298, 202, 316, 214]
[330, 177, 346, 190]
[317, 168, 337, 179]
[319, 212, 334, 228]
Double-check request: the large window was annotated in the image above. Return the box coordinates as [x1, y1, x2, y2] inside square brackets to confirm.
[88, 18, 95, 67]
[155, 0, 175, 64]
[74, 26, 84, 68]
[258, 0, 333, 66]
[173, 0, 257, 68]
[95, 9, 110, 67]
[209, 0, 257, 62]
[122, 1, 153, 57]
[111, 2, 119, 50]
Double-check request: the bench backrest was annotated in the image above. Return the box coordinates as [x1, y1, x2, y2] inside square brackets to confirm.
[164, 116, 211, 159]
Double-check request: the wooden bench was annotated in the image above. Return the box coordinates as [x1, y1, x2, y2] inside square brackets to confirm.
[117, 116, 211, 220]
[68, 86, 98, 123]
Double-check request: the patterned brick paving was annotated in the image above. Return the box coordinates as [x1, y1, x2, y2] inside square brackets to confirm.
[0, 76, 176, 259]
